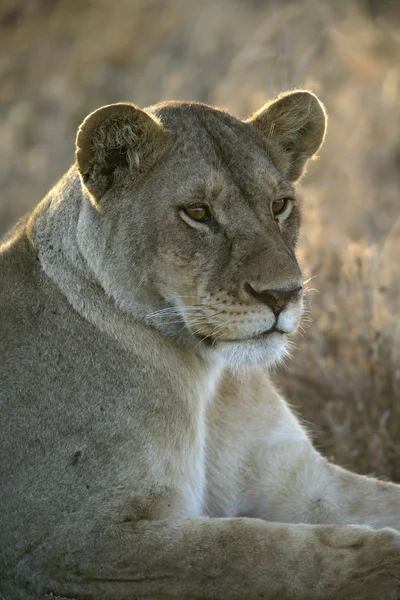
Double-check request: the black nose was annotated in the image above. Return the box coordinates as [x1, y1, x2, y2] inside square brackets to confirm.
[245, 283, 302, 316]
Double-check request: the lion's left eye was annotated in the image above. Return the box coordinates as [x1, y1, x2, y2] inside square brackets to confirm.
[184, 206, 211, 222]
[271, 198, 291, 217]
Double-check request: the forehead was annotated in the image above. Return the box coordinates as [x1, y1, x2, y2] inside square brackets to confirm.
[150, 101, 293, 199]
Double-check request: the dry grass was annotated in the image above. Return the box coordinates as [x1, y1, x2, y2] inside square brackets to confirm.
[1, 0, 399, 479]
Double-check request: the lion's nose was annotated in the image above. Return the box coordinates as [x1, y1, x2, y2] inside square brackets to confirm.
[244, 283, 302, 316]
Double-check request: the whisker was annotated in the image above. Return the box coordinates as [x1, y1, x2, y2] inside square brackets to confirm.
[158, 318, 207, 326]
[302, 274, 318, 286]
[208, 316, 235, 340]
[192, 332, 211, 352]
[147, 303, 232, 320]
[210, 320, 239, 345]
[146, 306, 203, 318]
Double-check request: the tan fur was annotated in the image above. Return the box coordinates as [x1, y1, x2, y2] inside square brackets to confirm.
[0, 91, 399, 600]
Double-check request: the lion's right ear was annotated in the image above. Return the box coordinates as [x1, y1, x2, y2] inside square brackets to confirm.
[75, 103, 166, 202]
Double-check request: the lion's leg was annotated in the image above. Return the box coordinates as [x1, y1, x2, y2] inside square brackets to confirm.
[11, 518, 400, 600]
[251, 435, 400, 530]
[207, 372, 400, 531]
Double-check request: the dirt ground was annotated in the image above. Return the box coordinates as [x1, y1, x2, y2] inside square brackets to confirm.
[1, 0, 399, 480]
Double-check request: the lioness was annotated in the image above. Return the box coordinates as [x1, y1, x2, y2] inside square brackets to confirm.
[0, 91, 399, 600]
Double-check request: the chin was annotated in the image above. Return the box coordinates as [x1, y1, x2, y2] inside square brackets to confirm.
[209, 332, 290, 371]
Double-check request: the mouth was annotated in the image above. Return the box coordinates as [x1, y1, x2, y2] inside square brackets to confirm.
[197, 326, 286, 346]
[253, 325, 285, 338]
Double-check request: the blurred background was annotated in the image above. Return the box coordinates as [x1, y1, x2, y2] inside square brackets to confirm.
[1, 0, 399, 480]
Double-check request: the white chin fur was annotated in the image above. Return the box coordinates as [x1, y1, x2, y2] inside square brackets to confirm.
[209, 332, 289, 370]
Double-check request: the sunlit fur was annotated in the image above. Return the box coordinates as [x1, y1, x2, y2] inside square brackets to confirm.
[2, 93, 400, 600]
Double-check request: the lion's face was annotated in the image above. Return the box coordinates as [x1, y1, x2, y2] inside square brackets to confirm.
[149, 112, 303, 368]
[75, 93, 326, 368]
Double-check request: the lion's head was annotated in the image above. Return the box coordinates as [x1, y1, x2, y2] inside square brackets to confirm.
[75, 91, 326, 368]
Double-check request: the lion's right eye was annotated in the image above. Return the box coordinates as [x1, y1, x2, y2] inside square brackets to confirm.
[183, 206, 211, 222]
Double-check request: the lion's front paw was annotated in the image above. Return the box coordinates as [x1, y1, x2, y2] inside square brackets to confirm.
[337, 528, 400, 600]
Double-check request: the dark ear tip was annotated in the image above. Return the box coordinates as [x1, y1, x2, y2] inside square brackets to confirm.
[246, 89, 327, 182]
[246, 89, 327, 130]
[277, 90, 327, 149]
[277, 90, 327, 119]
[75, 102, 166, 201]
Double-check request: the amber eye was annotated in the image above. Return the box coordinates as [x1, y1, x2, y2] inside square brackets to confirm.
[184, 206, 210, 222]
[271, 198, 290, 217]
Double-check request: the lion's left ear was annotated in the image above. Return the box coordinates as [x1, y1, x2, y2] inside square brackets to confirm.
[246, 90, 327, 182]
